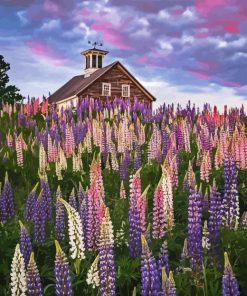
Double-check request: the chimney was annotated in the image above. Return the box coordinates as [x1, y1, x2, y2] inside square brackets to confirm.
[80, 47, 109, 78]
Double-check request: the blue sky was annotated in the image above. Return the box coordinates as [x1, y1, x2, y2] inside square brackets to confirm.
[0, 0, 247, 109]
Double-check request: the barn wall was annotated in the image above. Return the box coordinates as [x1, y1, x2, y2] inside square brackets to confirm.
[79, 65, 153, 104]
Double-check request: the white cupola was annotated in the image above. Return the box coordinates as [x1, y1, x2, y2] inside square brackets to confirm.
[80, 45, 108, 78]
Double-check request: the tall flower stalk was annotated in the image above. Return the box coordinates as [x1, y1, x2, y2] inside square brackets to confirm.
[222, 252, 240, 296]
[19, 221, 33, 268]
[0, 172, 15, 222]
[27, 253, 43, 296]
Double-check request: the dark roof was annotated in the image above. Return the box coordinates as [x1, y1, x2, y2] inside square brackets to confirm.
[48, 61, 156, 103]
[48, 61, 118, 103]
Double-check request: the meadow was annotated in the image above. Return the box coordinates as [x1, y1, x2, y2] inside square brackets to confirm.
[0, 98, 247, 296]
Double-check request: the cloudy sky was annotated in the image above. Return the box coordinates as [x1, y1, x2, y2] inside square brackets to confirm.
[0, 0, 246, 109]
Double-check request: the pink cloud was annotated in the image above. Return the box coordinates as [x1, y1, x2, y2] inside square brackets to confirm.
[224, 24, 238, 33]
[91, 22, 130, 50]
[195, 31, 209, 39]
[224, 80, 242, 88]
[188, 70, 209, 79]
[195, 0, 227, 17]
[170, 7, 184, 16]
[197, 60, 219, 70]
[43, 0, 60, 13]
[25, 40, 65, 65]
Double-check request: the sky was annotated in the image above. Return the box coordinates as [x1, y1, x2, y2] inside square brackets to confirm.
[0, 0, 247, 110]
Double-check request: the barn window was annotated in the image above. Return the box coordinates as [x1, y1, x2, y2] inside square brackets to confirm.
[98, 55, 102, 68]
[86, 56, 90, 69]
[122, 84, 130, 97]
[92, 55, 97, 68]
[102, 83, 111, 96]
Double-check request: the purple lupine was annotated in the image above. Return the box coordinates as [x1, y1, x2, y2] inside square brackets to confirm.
[158, 240, 170, 276]
[128, 172, 142, 257]
[27, 253, 43, 296]
[69, 188, 77, 210]
[34, 192, 46, 244]
[187, 187, 203, 273]
[25, 183, 38, 222]
[208, 182, 222, 266]
[141, 235, 160, 296]
[134, 141, 142, 171]
[19, 221, 33, 267]
[40, 177, 52, 220]
[98, 208, 116, 296]
[222, 252, 240, 296]
[221, 154, 239, 229]
[55, 186, 65, 241]
[78, 184, 87, 238]
[54, 240, 73, 296]
[0, 172, 15, 222]
[119, 155, 128, 181]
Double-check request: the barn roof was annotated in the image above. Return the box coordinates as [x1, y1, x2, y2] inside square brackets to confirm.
[48, 61, 155, 103]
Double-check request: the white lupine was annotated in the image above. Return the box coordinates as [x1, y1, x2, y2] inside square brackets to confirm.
[10, 244, 27, 296]
[202, 220, 209, 249]
[58, 197, 85, 260]
[161, 170, 174, 230]
[86, 255, 100, 288]
[39, 143, 47, 174]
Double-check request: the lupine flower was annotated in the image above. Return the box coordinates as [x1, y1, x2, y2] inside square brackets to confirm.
[34, 191, 46, 244]
[85, 183, 101, 250]
[25, 183, 38, 222]
[16, 134, 24, 167]
[78, 184, 87, 235]
[86, 255, 100, 289]
[0, 172, 15, 222]
[140, 235, 160, 296]
[202, 220, 209, 249]
[161, 169, 174, 230]
[27, 253, 43, 296]
[221, 154, 239, 229]
[160, 268, 176, 296]
[58, 197, 85, 260]
[10, 244, 27, 296]
[128, 169, 142, 257]
[181, 238, 189, 259]
[55, 186, 65, 241]
[19, 221, 33, 268]
[69, 188, 77, 210]
[187, 187, 203, 272]
[222, 252, 240, 296]
[40, 177, 52, 220]
[98, 207, 116, 296]
[54, 240, 73, 296]
[120, 180, 126, 199]
[158, 240, 170, 276]
[152, 179, 165, 239]
[208, 182, 222, 265]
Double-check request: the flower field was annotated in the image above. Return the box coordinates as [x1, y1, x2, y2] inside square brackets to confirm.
[0, 98, 247, 296]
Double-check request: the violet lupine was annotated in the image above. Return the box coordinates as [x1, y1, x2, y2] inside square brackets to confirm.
[0, 172, 15, 222]
[221, 154, 239, 229]
[34, 191, 46, 245]
[222, 252, 240, 296]
[58, 197, 85, 260]
[78, 184, 87, 235]
[54, 240, 73, 296]
[158, 240, 170, 276]
[134, 141, 142, 171]
[55, 186, 65, 241]
[187, 187, 203, 273]
[160, 269, 176, 296]
[69, 188, 77, 210]
[140, 235, 160, 296]
[40, 177, 52, 220]
[25, 183, 38, 222]
[85, 183, 101, 250]
[27, 253, 43, 296]
[208, 182, 222, 265]
[10, 244, 27, 296]
[98, 208, 116, 296]
[128, 170, 142, 257]
[19, 221, 33, 268]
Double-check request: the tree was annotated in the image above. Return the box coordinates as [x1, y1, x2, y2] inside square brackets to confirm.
[0, 55, 23, 104]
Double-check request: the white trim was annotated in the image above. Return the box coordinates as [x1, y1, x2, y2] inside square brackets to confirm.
[122, 84, 130, 97]
[102, 82, 111, 96]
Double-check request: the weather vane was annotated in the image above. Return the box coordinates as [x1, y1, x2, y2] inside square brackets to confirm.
[88, 40, 103, 49]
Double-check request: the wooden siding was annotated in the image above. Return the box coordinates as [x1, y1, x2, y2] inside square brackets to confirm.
[79, 64, 152, 104]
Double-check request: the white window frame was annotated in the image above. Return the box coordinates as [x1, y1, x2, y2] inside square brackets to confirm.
[122, 84, 130, 97]
[102, 83, 111, 96]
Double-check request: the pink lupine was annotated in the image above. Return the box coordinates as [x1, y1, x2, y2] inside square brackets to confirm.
[89, 155, 105, 200]
[200, 151, 211, 182]
[137, 185, 150, 233]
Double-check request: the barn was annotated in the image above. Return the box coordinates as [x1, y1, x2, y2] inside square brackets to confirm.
[48, 47, 156, 109]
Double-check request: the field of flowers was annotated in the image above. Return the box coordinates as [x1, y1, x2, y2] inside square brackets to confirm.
[0, 97, 247, 296]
